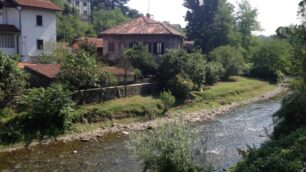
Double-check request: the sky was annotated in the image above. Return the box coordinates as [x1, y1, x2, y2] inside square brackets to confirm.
[127, 0, 302, 36]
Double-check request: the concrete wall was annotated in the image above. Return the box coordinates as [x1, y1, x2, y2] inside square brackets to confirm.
[102, 35, 183, 60]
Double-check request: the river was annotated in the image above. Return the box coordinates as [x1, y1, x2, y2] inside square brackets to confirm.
[0, 98, 282, 172]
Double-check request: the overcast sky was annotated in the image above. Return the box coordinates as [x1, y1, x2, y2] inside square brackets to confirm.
[127, 0, 302, 36]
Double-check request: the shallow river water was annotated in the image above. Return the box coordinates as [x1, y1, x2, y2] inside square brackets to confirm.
[0, 98, 282, 172]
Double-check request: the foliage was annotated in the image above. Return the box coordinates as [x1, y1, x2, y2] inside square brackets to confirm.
[158, 50, 206, 99]
[19, 84, 74, 138]
[78, 41, 98, 57]
[250, 38, 292, 82]
[130, 119, 204, 172]
[230, 127, 306, 172]
[0, 53, 28, 108]
[92, 9, 129, 33]
[235, 0, 261, 51]
[273, 90, 306, 138]
[160, 90, 176, 112]
[184, 0, 238, 53]
[204, 62, 225, 85]
[123, 45, 158, 76]
[58, 51, 99, 91]
[56, 4, 96, 43]
[209, 45, 245, 80]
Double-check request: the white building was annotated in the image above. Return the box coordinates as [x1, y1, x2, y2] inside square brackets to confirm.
[66, 0, 91, 21]
[0, 0, 61, 62]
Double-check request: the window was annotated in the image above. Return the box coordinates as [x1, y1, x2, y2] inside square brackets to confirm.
[153, 42, 165, 55]
[129, 41, 138, 48]
[36, 15, 43, 26]
[37, 39, 44, 50]
[83, 10, 88, 16]
[108, 42, 115, 52]
[76, 0, 80, 6]
[83, 2, 87, 6]
[143, 42, 152, 53]
[0, 33, 15, 48]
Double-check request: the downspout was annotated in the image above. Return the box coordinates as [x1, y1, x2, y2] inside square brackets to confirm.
[16, 6, 23, 55]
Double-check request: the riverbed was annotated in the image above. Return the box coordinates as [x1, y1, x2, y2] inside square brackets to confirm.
[0, 98, 282, 172]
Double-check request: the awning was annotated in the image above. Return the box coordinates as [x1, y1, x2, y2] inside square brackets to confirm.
[0, 24, 20, 33]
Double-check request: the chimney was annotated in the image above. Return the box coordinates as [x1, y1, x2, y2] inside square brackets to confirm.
[146, 13, 151, 18]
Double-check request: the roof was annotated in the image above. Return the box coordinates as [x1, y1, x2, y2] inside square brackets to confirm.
[72, 37, 103, 50]
[104, 67, 133, 76]
[0, 24, 20, 33]
[19, 63, 60, 79]
[14, 0, 62, 11]
[99, 16, 185, 37]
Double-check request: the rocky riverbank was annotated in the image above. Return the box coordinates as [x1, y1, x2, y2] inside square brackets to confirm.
[1, 84, 288, 153]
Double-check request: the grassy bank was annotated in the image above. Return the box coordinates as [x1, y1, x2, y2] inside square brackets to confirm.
[0, 76, 277, 150]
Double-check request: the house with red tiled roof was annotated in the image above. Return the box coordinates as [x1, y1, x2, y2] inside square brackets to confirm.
[99, 14, 185, 61]
[0, 0, 61, 62]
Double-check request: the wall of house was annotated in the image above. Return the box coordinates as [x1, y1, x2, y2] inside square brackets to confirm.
[102, 35, 183, 60]
[18, 8, 57, 61]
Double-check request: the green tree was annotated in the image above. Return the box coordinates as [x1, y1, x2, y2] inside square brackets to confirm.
[209, 45, 245, 80]
[251, 38, 292, 82]
[235, 0, 261, 50]
[0, 53, 28, 108]
[184, 0, 238, 53]
[204, 62, 225, 85]
[17, 84, 74, 142]
[92, 9, 129, 33]
[130, 119, 203, 172]
[58, 51, 99, 102]
[123, 45, 158, 77]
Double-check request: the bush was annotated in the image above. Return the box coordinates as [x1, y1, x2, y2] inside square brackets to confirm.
[160, 90, 176, 112]
[130, 119, 204, 172]
[230, 128, 306, 172]
[250, 38, 292, 82]
[272, 90, 306, 138]
[123, 45, 158, 76]
[204, 62, 224, 85]
[209, 45, 246, 80]
[169, 74, 194, 100]
[17, 84, 74, 141]
[0, 53, 28, 108]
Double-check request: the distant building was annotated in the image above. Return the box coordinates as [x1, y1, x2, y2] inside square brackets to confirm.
[72, 37, 103, 58]
[66, 0, 91, 21]
[0, 0, 61, 62]
[99, 14, 185, 61]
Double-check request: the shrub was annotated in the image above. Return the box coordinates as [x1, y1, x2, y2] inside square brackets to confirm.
[0, 53, 28, 108]
[160, 90, 176, 112]
[130, 119, 204, 172]
[204, 62, 224, 85]
[123, 45, 158, 76]
[209, 45, 246, 80]
[169, 74, 194, 100]
[272, 90, 306, 138]
[17, 84, 74, 141]
[250, 38, 292, 82]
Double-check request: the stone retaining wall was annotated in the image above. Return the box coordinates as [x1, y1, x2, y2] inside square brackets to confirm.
[72, 82, 160, 104]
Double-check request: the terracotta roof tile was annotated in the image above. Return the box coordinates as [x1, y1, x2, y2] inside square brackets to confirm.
[72, 37, 103, 50]
[99, 16, 185, 37]
[14, 0, 62, 11]
[19, 63, 60, 79]
[0, 24, 20, 33]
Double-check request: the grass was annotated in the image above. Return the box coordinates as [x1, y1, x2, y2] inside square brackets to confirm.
[172, 76, 276, 113]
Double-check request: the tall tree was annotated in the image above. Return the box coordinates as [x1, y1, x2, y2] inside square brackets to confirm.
[184, 0, 237, 53]
[298, 0, 306, 23]
[235, 0, 261, 50]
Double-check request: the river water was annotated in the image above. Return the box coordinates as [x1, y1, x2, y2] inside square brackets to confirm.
[0, 98, 282, 172]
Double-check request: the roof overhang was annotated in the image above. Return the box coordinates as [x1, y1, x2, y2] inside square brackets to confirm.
[0, 24, 20, 33]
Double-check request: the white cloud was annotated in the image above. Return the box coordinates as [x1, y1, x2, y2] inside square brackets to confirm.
[128, 0, 302, 36]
